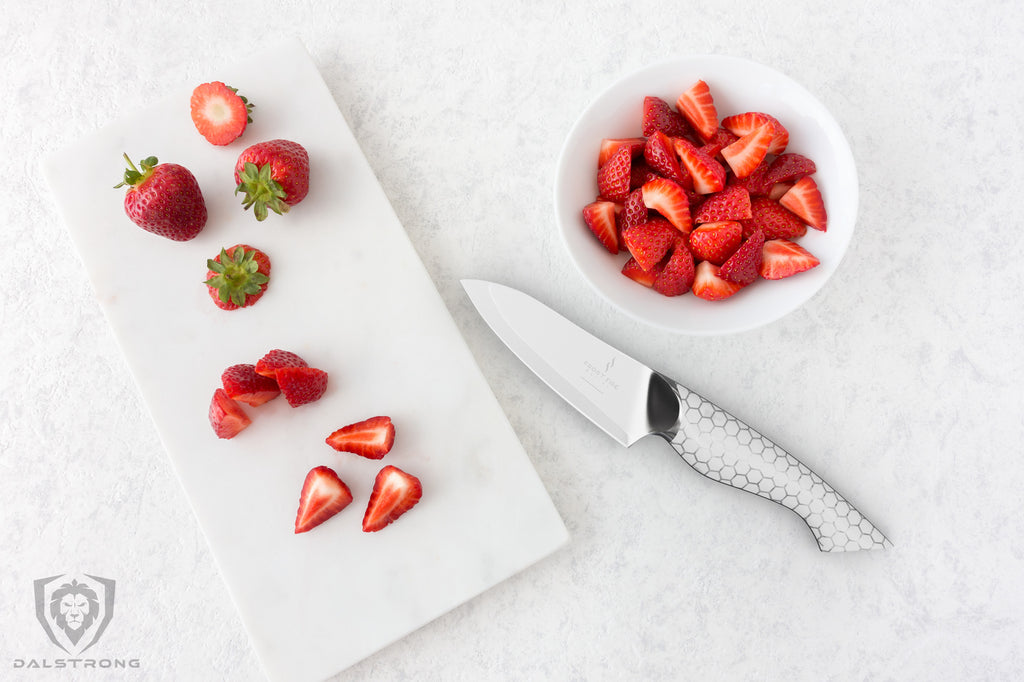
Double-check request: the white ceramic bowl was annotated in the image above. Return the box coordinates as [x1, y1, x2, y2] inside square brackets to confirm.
[554, 56, 858, 334]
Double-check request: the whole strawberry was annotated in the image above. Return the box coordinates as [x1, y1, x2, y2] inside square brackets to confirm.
[115, 154, 207, 241]
[234, 139, 309, 221]
[205, 244, 271, 310]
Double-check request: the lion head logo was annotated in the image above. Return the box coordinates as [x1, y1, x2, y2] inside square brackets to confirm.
[34, 574, 115, 654]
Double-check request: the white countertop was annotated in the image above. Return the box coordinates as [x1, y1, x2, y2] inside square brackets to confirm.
[2, 2, 1022, 680]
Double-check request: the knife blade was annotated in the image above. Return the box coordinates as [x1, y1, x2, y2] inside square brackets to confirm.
[462, 279, 891, 552]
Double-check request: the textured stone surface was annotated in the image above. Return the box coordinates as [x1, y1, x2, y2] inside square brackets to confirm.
[2, 1, 1023, 680]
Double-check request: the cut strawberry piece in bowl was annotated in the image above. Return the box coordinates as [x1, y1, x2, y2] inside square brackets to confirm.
[255, 349, 309, 378]
[719, 229, 765, 285]
[582, 200, 620, 254]
[721, 112, 789, 155]
[621, 257, 661, 288]
[763, 153, 817, 188]
[294, 466, 353, 534]
[760, 239, 821, 280]
[326, 416, 396, 459]
[691, 260, 744, 301]
[720, 124, 773, 179]
[676, 80, 718, 141]
[688, 221, 742, 266]
[652, 243, 695, 296]
[741, 196, 807, 240]
[642, 96, 691, 137]
[620, 188, 648, 232]
[693, 185, 752, 224]
[700, 127, 739, 159]
[643, 131, 689, 187]
[641, 178, 692, 234]
[363, 465, 423, 532]
[596, 144, 632, 203]
[598, 137, 646, 168]
[209, 388, 251, 439]
[221, 363, 280, 406]
[778, 176, 827, 231]
[276, 366, 329, 407]
[622, 218, 678, 271]
[673, 138, 726, 194]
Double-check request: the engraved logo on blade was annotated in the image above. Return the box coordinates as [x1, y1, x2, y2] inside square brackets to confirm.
[581, 357, 620, 393]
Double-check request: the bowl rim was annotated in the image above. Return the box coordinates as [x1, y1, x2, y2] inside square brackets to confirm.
[553, 54, 859, 335]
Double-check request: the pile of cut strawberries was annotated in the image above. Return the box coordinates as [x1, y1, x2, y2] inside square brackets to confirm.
[582, 79, 825, 300]
[117, 82, 422, 536]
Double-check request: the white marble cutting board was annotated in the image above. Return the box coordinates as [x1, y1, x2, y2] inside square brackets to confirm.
[42, 38, 568, 682]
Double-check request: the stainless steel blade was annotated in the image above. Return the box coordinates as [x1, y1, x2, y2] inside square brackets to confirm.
[462, 279, 892, 552]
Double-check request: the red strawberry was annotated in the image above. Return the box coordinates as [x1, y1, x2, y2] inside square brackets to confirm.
[205, 244, 271, 310]
[642, 96, 691, 137]
[622, 257, 661, 287]
[767, 182, 793, 201]
[622, 219, 678, 271]
[728, 158, 772, 196]
[629, 161, 660, 190]
[582, 200, 619, 254]
[598, 137, 646, 168]
[721, 112, 789, 155]
[620, 189, 648, 232]
[760, 239, 821, 279]
[692, 261, 744, 301]
[190, 81, 253, 146]
[720, 124, 773, 179]
[641, 178, 691, 234]
[778, 177, 827, 231]
[294, 466, 353, 534]
[276, 366, 329, 407]
[362, 465, 423, 532]
[693, 185, 752, 224]
[688, 221, 743, 266]
[644, 131, 690, 187]
[700, 127, 739, 158]
[255, 349, 309, 378]
[676, 80, 718, 141]
[596, 144, 632, 202]
[209, 388, 251, 439]
[234, 139, 310, 221]
[326, 416, 396, 459]
[221, 364, 281, 406]
[741, 196, 807, 240]
[652, 243, 695, 296]
[673, 138, 726, 194]
[116, 154, 207, 241]
[719, 229, 765, 285]
[763, 153, 817, 187]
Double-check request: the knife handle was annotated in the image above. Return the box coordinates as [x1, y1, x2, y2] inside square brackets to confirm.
[658, 379, 891, 552]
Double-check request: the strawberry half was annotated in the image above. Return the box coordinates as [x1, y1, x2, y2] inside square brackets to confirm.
[641, 178, 692, 234]
[209, 388, 251, 439]
[582, 200, 619, 254]
[622, 219, 677, 271]
[778, 177, 827, 231]
[652, 243, 695, 296]
[760, 239, 821, 280]
[692, 261, 744, 301]
[676, 80, 718, 141]
[221, 364, 280, 406]
[720, 124, 773, 179]
[644, 131, 689, 187]
[622, 257, 661, 287]
[596, 144, 632, 202]
[693, 185, 752, 224]
[721, 112, 789, 155]
[598, 137, 646, 168]
[763, 153, 817, 187]
[190, 81, 253, 146]
[620, 189, 648, 233]
[673, 138, 726, 194]
[642, 96, 691, 137]
[276, 366, 329, 407]
[719, 229, 765, 285]
[255, 349, 309, 378]
[326, 416, 396, 459]
[741, 196, 807, 240]
[362, 465, 423, 533]
[205, 244, 271, 310]
[688, 221, 742, 266]
[294, 466, 353, 534]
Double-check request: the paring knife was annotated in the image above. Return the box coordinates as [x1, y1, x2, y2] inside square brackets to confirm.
[462, 280, 891, 552]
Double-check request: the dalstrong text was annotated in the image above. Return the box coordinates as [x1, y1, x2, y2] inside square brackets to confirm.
[13, 658, 141, 669]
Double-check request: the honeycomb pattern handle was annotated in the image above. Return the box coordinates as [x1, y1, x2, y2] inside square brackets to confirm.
[662, 382, 892, 552]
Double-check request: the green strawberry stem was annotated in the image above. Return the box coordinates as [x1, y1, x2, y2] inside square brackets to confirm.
[114, 153, 158, 189]
[204, 247, 270, 306]
[235, 162, 289, 222]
